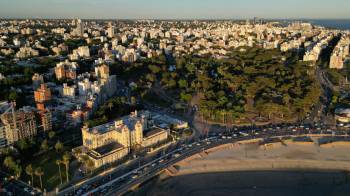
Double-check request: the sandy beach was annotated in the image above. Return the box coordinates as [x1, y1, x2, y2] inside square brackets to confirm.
[128, 139, 350, 196]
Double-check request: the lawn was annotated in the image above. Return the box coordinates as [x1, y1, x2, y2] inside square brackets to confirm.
[22, 148, 77, 192]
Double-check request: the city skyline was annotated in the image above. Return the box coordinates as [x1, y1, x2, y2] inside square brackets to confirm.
[1, 0, 350, 19]
[2, 1, 350, 195]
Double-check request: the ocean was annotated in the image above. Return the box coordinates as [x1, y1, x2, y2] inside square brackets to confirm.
[308, 19, 350, 30]
[131, 170, 350, 196]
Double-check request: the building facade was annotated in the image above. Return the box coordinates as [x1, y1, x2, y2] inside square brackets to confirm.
[0, 107, 37, 145]
[34, 83, 52, 103]
[55, 61, 78, 80]
[76, 111, 169, 168]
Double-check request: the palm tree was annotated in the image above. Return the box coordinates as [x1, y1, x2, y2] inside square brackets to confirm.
[3, 156, 15, 170]
[55, 141, 64, 153]
[3, 156, 21, 178]
[25, 164, 34, 185]
[107, 102, 114, 111]
[62, 152, 71, 183]
[13, 165, 22, 179]
[34, 167, 44, 190]
[56, 160, 63, 185]
[48, 131, 55, 140]
[40, 139, 49, 152]
[131, 96, 136, 106]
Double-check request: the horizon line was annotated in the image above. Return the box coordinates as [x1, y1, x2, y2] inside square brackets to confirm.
[1, 17, 350, 21]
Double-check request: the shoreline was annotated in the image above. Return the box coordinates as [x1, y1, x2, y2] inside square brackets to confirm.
[129, 169, 350, 196]
[128, 138, 350, 195]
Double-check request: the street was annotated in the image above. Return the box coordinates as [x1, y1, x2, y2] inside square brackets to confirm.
[58, 121, 350, 196]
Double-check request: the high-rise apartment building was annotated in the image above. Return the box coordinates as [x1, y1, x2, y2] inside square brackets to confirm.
[0, 106, 37, 146]
[34, 83, 52, 103]
[55, 60, 78, 80]
[107, 22, 115, 38]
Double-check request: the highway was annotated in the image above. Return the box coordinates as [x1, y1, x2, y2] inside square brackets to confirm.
[59, 122, 350, 196]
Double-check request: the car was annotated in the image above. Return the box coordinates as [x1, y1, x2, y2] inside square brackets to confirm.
[208, 137, 217, 141]
[132, 170, 138, 174]
[173, 153, 181, 158]
[239, 132, 248, 136]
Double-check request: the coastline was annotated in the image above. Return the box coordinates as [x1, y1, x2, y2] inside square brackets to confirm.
[130, 170, 350, 196]
[128, 138, 350, 196]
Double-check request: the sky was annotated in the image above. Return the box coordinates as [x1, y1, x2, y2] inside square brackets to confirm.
[0, 0, 349, 20]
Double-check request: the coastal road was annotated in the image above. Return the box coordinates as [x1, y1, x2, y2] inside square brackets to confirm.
[76, 125, 350, 196]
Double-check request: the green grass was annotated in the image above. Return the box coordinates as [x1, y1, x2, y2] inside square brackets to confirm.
[22, 148, 76, 191]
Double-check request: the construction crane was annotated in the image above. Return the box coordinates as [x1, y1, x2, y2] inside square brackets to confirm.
[0, 102, 17, 126]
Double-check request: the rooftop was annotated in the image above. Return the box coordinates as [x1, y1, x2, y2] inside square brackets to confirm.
[87, 111, 147, 135]
[143, 127, 167, 139]
[93, 141, 124, 156]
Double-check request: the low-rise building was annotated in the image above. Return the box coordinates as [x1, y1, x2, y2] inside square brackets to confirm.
[15, 46, 39, 59]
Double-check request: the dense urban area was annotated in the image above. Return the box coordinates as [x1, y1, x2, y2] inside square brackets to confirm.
[0, 18, 350, 195]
